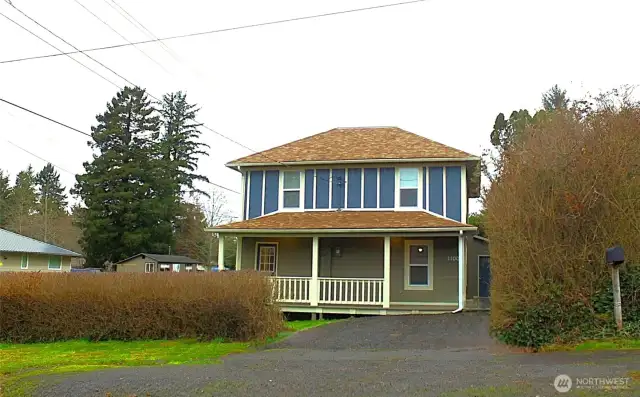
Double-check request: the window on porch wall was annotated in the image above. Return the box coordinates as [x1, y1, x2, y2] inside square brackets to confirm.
[408, 244, 429, 286]
[257, 243, 277, 273]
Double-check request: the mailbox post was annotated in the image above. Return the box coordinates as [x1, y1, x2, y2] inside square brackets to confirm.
[605, 246, 624, 330]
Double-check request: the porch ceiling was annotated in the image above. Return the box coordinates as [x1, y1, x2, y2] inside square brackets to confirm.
[209, 211, 475, 234]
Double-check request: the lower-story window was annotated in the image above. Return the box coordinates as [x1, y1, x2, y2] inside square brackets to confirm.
[159, 264, 171, 272]
[256, 243, 278, 273]
[145, 262, 156, 273]
[48, 256, 62, 270]
[21, 254, 29, 269]
[404, 240, 434, 290]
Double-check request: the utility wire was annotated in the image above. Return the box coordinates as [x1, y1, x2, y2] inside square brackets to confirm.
[104, 0, 180, 60]
[2, 1, 340, 183]
[4, 139, 75, 176]
[72, 0, 171, 74]
[0, 0, 428, 64]
[6, 1, 155, 98]
[0, 97, 241, 195]
[0, 11, 121, 89]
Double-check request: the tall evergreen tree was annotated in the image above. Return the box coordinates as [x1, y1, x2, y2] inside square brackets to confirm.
[74, 86, 173, 267]
[35, 163, 68, 242]
[6, 166, 38, 235]
[542, 84, 570, 111]
[0, 170, 10, 228]
[159, 92, 209, 196]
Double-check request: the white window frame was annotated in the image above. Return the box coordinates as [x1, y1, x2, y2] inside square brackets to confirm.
[159, 263, 171, 272]
[48, 255, 62, 271]
[21, 253, 29, 270]
[145, 262, 156, 273]
[404, 240, 434, 290]
[279, 170, 305, 211]
[185, 265, 193, 272]
[396, 167, 422, 210]
[255, 241, 279, 274]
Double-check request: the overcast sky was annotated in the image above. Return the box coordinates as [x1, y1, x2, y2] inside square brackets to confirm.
[1, 0, 638, 218]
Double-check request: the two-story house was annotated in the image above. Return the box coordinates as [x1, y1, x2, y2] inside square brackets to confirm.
[208, 127, 489, 315]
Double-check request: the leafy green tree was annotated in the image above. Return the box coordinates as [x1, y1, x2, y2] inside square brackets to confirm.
[74, 86, 173, 267]
[0, 170, 10, 227]
[468, 211, 487, 238]
[158, 91, 209, 196]
[174, 201, 210, 263]
[5, 166, 38, 235]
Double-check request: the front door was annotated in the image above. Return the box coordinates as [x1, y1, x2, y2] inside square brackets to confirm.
[478, 256, 491, 298]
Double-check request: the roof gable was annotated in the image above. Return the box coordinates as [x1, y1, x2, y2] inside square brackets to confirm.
[0, 228, 82, 257]
[227, 127, 478, 166]
[115, 253, 202, 265]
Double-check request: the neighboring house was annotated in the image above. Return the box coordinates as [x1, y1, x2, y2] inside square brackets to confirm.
[208, 126, 489, 315]
[0, 228, 83, 272]
[114, 253, 205, 273]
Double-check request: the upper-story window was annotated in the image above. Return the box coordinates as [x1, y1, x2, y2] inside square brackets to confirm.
[399, 168, 419, 207]
[283, 171, 301, 208]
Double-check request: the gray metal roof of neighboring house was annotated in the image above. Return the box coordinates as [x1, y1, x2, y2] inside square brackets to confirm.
[0, 228, 83, 257]
[115, 253, 202, 265]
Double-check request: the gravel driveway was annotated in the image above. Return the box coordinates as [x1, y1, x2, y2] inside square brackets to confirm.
[34, 313, 639, 397]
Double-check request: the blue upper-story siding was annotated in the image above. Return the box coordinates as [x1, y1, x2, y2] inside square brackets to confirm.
[243, 164, 467, 222]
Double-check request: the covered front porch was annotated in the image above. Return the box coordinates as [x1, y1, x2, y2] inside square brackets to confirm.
[217, 233, 468, 313]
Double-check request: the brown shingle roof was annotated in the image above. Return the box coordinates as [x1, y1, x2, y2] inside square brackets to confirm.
[212, 211, 474, 232]
[227, 127, 478, 166]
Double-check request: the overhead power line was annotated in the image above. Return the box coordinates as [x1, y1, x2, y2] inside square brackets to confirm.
[1, 0, 343, 183]
[72, 0, 171, 74]
[0, 0, 428, 64]
[4, 139, 75, 176]
[0, 11, 121, 89]
[0, 97, 241, 195]
[104, 0, 179, 60]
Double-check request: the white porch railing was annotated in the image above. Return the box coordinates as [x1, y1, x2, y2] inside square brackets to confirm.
[271, 276, 384, 306]
[318, 277, 384, 305]
[271, 277, 311, 303]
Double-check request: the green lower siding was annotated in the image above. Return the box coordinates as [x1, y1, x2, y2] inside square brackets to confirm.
[240, 235, 466, 305]
[466, 237, 490, 299]
[0, 252, 72, 272]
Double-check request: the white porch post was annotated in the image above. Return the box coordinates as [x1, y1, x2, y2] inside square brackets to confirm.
[235, 236, 243, 270]
[217, 234, 225, 270]
[383, 236, 391, 309]
[453, 233, 465, 312]
[310, 236, 319, 306]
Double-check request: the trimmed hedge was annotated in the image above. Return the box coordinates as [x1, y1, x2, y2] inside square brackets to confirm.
[0, 271, 283, 343]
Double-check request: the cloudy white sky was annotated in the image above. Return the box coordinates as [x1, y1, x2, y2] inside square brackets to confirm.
[1, 0, 638, 218]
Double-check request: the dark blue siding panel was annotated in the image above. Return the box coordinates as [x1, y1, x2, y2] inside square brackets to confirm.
[243, 171, 249, 220]
[315, 169, 330, 209]
[429, 167, 444, 215]
[331, 169, 346, 209]
[304, 169, 314, 209]
[248, 170, 263, 219]
[263, 170, 279, 214]
[446, 166, 462, 221]
[422, 167, 427, 210]
[347, 168, 362, 208]
[363, 168, 378, 208]
[379, 167, 395, 208]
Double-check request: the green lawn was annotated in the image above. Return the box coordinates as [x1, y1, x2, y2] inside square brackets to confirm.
[0, 319, 334, 397]
[543, 338, 640, 352]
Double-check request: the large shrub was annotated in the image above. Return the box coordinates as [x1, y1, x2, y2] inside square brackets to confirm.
[0, 271, 283, 343]
[486, 99, 640, 348]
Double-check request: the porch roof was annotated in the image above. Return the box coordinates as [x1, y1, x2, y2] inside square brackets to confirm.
[209, 211, 475, 234]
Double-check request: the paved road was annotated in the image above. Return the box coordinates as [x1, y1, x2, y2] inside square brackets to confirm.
[34, 313, 639, 397]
